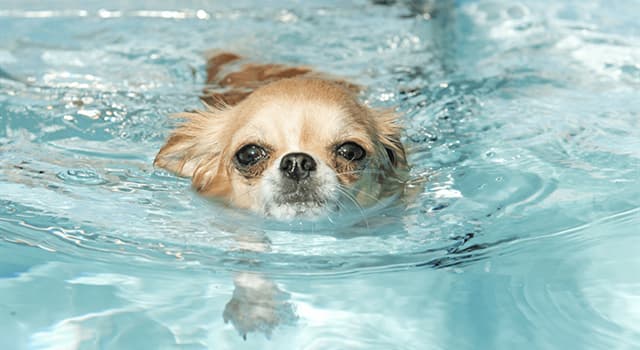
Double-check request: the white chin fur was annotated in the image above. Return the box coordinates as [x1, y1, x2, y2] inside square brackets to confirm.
[255, 157, 339, 220]
[263, 202, 331, 220]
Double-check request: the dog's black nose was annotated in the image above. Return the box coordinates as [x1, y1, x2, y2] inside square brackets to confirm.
[279, 152, 317, 181]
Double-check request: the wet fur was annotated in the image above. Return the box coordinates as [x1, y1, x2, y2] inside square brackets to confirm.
[155, 52, 407, 213]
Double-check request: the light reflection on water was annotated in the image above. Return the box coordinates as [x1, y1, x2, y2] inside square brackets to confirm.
[1, 0, 639, 349]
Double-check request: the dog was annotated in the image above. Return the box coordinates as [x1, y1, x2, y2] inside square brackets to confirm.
[154, 52, 410, 339]
[154, 52, 408, 220]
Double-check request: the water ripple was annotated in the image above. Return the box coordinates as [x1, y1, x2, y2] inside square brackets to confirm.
[56, 168, 107, 186]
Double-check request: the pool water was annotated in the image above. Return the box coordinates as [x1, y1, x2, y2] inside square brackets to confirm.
[1, 0, 640, 348]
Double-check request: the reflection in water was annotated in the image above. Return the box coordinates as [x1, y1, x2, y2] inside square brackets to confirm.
[223, 272, 297, 340]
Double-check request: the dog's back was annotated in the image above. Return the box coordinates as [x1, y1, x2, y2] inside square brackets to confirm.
[201, 52, 359, 107]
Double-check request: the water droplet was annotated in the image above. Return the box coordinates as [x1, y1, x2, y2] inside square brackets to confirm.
[196, 9, 209, 20]
[77, 109, 101, 119]
[81, 96, 94, 105]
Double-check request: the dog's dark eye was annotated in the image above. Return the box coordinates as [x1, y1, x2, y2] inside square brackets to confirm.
[336, 142, 366, 161]
[235, 144, 268, 166]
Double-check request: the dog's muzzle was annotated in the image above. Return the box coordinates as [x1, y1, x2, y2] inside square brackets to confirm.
[279, 152, 317, 181]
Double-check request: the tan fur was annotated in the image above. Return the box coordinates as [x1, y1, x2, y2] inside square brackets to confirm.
[155, 52, 407, 214]
[201, 52, 360, 107]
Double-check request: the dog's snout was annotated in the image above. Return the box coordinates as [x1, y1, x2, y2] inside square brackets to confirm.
[279, 152, 317, 181]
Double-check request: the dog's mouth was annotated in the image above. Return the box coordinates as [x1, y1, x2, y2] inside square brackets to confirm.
[263, 200, 331, 219]
[275, 178, 328, 202]
[279, 192, 322, 205]
[263, 181, 337, 219]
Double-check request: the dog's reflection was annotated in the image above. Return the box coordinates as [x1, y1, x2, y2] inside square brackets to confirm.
[223, 271, 296, 340]
[222, 231, 297, 339]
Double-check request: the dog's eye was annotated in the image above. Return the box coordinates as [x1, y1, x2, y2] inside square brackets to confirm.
[336, 142, 366, 161]
[235, 144, 268, 166]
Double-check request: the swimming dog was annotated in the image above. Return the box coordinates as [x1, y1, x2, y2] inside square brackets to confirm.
[154, 52, 407, 219]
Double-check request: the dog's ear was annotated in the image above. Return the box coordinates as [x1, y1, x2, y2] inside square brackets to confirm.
[373, 108, 407, 169]
[154, 106, 231, 194]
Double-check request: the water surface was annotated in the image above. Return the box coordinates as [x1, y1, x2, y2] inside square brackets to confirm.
[1, 0, 639, 349]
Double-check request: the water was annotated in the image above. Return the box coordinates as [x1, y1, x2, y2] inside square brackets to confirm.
[1, 0, 639, 348]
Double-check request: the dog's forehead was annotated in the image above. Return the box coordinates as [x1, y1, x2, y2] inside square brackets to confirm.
[252, 98, 347, 125]
[238, 98, 360, 148]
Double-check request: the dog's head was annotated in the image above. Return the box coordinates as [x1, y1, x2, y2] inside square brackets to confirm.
[155, 78, 406, 219]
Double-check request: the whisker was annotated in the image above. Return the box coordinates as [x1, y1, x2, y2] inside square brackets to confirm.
[336, 183, 383, 205]
[335, 169, 388, 177]
[333, 185, 370, 233]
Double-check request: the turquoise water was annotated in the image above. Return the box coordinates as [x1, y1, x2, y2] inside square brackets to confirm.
[1, 0, 640, 348]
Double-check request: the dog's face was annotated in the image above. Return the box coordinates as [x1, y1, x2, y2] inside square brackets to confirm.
[155, 79, 406, 219]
